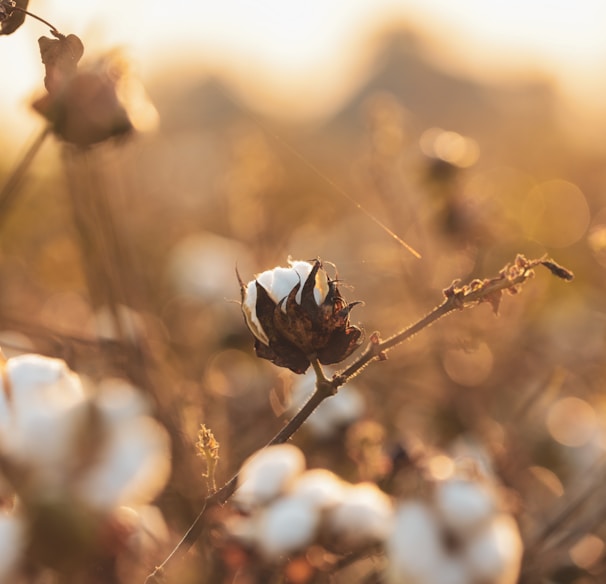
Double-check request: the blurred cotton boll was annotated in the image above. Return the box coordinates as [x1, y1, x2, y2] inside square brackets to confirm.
[0, 354, 87, 493]
[288, 468, 347, 510]
[324, 482, 393, 551]
[234, 444, 306, 512]
[463, 514, 524, 584]
[385, 502, 467, 584]
[385, 474, 523, 584]
[228, 446, 393, 561]
[74, 380, 171, 510]
[289, 369, 365, 438]
[0, 357, 171, 505]
[435, 479, 496, 536]
[256, 495, 321, 560]
[0, 353, 172, 577]
[113, 505, 170, 582]
[0, 513, 26, 584]
[168, 232, 253, 301]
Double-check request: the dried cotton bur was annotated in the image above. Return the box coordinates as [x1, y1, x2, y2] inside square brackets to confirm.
[32, 33, 135, 147]
[239, 259, 363, 373]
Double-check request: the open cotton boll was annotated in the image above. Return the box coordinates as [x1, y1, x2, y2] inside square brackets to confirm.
[385, 502, 467, 584]
[242, 260, 328, 345]
[288, 468, 347, 510]
[0, 355, 88, 491]
[0, 354, 84, 419]
[256, 495, 321, 561]
[464, 514, 523, 584]
[435, 479, 495, 536]
[75, 383, 171, 510]
[234, 444, 306, 511]
[325, 482, 393, 550]
[239, 258, 362, 374]
[255, 260, 328, 307]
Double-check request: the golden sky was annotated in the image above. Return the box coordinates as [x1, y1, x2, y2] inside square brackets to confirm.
[2, 0, 605, 140]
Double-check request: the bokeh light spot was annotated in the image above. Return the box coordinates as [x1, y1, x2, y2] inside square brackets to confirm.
[569, 534, 604, 570]
[528, 465, 564, 498]
[442, 342, 494, 386]
[546, 397, 597, 447]
[420, 127, 479, 168]
[427, 455, 455, 480]
[522, 179, 590, 248]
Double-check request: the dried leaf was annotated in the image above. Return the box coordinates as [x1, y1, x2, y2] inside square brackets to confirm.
[37, 34, 84, 94]
[484, 289, 503, 315]
[541, 259, 574, 281]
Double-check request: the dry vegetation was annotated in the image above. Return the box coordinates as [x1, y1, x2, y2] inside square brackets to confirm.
[0, 3, 605, 583]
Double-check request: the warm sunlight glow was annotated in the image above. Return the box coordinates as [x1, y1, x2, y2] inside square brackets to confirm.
[2, 0, 606, 137]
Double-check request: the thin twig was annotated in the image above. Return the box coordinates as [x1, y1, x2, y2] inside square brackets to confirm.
[335, 254, 568, 387]
[11, 6, 61, 35]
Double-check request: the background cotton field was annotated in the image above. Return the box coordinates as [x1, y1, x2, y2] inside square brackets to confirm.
[0, 1, 605, 583]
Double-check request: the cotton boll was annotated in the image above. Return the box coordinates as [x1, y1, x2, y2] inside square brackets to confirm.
[113, 505, 170, 583]
[240, 259, 362, 374]
[464, 514, 523, 584]
[75, 385, 171, 510]
[243, 260, 325, 345]
[234, 444, 306, 512]
[93, 378, 152, 420]
[435, 479, 495, 536]
[224, 513, 261, 548]
[325, 482, 393, 550]
[0, 513, 25, 584]
[255, 260, 326, 307]
[0, 355, 84, 418]
[0, 355, 87, 492]
[288, 469, 347, 510]
[256, 496, 321, 560]
[113, 505, 169, 555]
[385, 502, 467, 584]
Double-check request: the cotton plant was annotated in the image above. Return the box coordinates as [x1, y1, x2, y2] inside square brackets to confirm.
[238, 258, 363, 374]
[0, 7, 580, 571]
[0, 352, 171, 579]
[141, 255, 572, 582]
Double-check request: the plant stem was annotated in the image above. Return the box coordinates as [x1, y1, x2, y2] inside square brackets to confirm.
[11, 6, 61, 35]
[0, 126, 51, 230]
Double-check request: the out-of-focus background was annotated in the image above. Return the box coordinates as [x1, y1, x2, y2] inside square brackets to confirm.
[1, 1, 606, 581]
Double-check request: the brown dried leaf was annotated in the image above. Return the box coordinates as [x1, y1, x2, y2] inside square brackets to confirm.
[38, 33, 84, 93]
[484, 289, 503, 315]
[541, 259, 574, 281]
